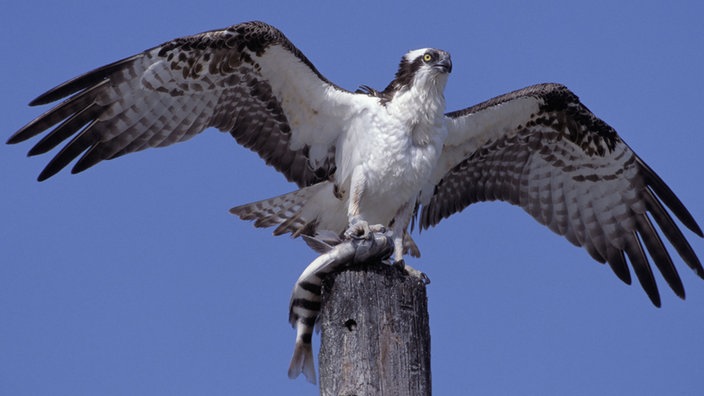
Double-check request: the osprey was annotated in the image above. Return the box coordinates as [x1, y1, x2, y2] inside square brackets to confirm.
[8, 21, 703, 313]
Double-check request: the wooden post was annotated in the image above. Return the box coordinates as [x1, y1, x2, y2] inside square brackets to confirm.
[318, 262, 431, 396]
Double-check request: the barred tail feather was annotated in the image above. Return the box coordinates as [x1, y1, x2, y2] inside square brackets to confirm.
[230, 181, 345, 237]
[229, 187, 313, 234]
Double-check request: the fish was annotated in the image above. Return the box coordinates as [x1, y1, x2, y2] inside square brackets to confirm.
[287, 230, 395, 384]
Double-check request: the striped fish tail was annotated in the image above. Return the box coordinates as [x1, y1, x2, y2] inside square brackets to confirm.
[287, 254, 335, 384]
[287, 321, 317, 384]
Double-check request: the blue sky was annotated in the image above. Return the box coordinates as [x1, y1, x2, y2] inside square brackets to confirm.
[2, 1, 703, 395]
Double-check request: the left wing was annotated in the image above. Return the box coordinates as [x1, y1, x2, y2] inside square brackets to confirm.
[419, 83, 703, 306]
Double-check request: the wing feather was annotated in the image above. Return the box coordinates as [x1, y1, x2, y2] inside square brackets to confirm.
[623, 231, 660, 306]
[28, 102, 104, 156]
[421, 83, 702, 305]
[14, 80, 111, 149]
[8, 21, 362, 186]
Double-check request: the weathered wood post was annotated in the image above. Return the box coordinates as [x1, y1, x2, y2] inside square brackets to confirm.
[318, 262, 431, 395]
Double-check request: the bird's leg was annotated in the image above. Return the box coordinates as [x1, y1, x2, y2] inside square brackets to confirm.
[344, 167, 387, 240]
[386, 202, 431, 284]
[393, 234, 405, 263]
[389, 201, 414, 263]
[385, 203, 424, 281]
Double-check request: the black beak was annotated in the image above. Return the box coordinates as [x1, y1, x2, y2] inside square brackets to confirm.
[434, 53, 452, 74]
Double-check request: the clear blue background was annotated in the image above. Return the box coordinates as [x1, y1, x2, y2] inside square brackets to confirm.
[2, 1, 703, 395]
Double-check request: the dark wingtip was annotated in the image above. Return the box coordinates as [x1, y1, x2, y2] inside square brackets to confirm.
[638, 157, 704, 238]
[36, 167, 55, 182]
[695, 266, 704, 280]
[645, 286, 663, 308]
[28, 54, 141, 107]
[694, 225, 704, 239]
[6, 123, 37, 145]
[684, 214, 704, 238]
[6, 135, 20, 145]
[639, 274, 662, 308]
[36, 161, 82, 181]
[28, 96, 50, 107]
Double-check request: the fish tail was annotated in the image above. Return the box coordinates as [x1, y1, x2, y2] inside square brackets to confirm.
[288, 331, 316, 384]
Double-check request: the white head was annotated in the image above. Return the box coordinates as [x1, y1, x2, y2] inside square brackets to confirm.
[382, 48, 452, 96]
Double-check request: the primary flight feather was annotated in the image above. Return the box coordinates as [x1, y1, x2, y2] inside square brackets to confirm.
[8, 21, 703, 309]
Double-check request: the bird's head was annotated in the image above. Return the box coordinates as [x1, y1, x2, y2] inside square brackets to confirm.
[383, 48, 451, 93]
[404, 48, 453, 75]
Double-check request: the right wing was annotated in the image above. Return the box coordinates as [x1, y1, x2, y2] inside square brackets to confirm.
[8, 21, 367, 186]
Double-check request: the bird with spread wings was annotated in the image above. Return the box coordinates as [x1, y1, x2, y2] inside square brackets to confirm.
[8, 21, 703, 308]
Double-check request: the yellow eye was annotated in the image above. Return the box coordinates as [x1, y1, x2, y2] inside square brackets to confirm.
[423, 53, 433, 62]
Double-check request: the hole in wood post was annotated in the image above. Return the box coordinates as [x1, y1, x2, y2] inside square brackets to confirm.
[344, 319, 357, 331]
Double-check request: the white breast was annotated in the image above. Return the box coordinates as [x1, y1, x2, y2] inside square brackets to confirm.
[336, 100, 447, 225]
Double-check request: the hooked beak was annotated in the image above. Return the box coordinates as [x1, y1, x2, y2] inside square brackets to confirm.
[433, 53, 452, 74]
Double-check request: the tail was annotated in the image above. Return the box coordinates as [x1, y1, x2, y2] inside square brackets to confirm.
[288, 339, 317, 384]
[230, 182, 337, 237]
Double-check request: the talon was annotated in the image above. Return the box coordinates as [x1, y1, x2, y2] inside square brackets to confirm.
[401, 262, 430, 284]
[345, 225, 368, 240]
[345, 231, 364, 240]
[368, 224, 387, 234]
[345, 218, 373, 240]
